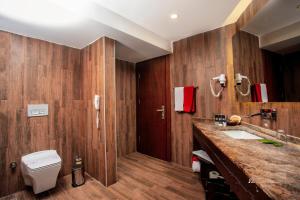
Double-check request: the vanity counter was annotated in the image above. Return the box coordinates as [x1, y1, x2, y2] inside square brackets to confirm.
[192, 119, 300, 200]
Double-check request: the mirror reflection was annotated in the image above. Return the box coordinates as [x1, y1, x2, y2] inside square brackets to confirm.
[233, 0, 300, 102]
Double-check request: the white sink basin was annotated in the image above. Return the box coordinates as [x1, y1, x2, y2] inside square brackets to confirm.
[222, 130, 262, 140]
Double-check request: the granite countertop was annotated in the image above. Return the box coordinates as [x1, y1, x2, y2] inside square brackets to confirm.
[192, 119, 300, 200]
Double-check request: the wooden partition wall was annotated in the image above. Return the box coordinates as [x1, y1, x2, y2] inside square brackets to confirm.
[80, 37, 117, 186]
[0, 33, 117, 197]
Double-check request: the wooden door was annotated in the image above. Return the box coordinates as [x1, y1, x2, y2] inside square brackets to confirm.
[136, 56, 171, 161]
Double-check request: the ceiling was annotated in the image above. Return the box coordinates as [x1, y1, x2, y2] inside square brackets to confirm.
[92, 0, 240, 41]
[243, 0, 300, 36]
[0, 0, 241, 62]
[243, 0, 300, 54]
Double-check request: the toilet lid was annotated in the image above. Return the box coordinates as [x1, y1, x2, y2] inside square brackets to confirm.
[22, 150, 62, 170]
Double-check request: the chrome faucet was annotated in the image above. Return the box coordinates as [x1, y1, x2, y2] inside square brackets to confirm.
[247, 108, 277, 121]
[260, 109, 277, 120]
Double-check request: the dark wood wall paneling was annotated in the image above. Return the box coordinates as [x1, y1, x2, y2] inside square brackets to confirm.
[80, 37, 117, 186]
[104, 38, 117, 186]
[0, 32, 118, 197]
[170, 24, 237, 167]
[0, 31, 83, 196]
[2, 0, 298, 195]
[237, 103, 300, 139]
[80, 38, 106, 185]
[116, 59, 136, 157]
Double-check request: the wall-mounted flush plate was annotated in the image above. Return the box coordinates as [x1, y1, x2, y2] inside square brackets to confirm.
[28, 104, 48, 117]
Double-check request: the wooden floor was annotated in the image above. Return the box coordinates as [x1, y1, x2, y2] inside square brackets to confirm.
[1, 153, 205, 200]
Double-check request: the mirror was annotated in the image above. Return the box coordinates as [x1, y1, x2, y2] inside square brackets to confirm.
[233, 0, 300, 102]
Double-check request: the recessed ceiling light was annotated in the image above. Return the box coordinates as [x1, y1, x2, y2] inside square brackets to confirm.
[170, 13, 178, 20]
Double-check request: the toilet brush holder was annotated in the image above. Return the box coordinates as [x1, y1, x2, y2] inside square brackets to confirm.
[72, 156, 85, 187]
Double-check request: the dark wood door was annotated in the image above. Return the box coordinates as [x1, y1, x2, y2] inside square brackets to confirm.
[136, 56, 170, 161]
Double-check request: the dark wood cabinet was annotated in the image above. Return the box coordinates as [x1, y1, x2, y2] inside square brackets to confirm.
[193, 126, 271, 200]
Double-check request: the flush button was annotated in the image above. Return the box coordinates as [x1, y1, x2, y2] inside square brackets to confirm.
[28, 104, 48, 117]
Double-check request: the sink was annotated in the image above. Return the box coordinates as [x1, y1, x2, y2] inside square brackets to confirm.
[222, 130, 262, 140]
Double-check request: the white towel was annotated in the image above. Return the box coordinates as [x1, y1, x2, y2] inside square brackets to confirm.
[260, 84, 268, 103]
[174, 87, 184, 111]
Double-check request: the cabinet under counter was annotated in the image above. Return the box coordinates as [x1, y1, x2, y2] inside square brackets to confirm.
[192, 119, 300, 200]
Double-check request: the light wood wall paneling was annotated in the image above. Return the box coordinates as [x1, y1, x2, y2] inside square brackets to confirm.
[0, 31, 83, 197]
[116, 59, 136, 157]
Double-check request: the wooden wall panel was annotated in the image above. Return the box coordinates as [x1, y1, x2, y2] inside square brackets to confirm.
[104, 38, 117, 186]
[0, 32, 9, 100]
[0, 31, 82, 197]
[237, 103, 300, 138]
[80, 37, 117, 187]
[81, 38, 106, 185]
[170, 24, 236, 167]
[116, 59, 136, 157]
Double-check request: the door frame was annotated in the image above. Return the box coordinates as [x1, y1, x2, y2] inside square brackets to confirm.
[136, 55, 171, 161]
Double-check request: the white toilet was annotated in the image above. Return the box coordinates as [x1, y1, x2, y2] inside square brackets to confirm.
[21, 150, 62, 194]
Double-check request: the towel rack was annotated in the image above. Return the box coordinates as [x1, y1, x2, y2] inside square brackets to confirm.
[173, 86, 198, 89]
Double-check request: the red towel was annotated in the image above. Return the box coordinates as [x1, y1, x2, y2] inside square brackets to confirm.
[251, 84, 261, 102]
[183, 86, 195, 113]
[251, 83, 268, 102]
[255, 84, 262, 102]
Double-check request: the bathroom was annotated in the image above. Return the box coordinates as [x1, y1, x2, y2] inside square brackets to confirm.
[0, 0, 299, 199]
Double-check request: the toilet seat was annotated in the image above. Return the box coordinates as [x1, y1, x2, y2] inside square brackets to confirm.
[22, 150, 61, 170]
[21, 150, 62, 194]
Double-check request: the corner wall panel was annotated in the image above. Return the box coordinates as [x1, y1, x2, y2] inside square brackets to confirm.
[116, 59, 136, 157]
[80, 37, 117, 187]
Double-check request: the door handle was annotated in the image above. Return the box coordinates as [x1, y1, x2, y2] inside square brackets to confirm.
[156, 105, 165, 119]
